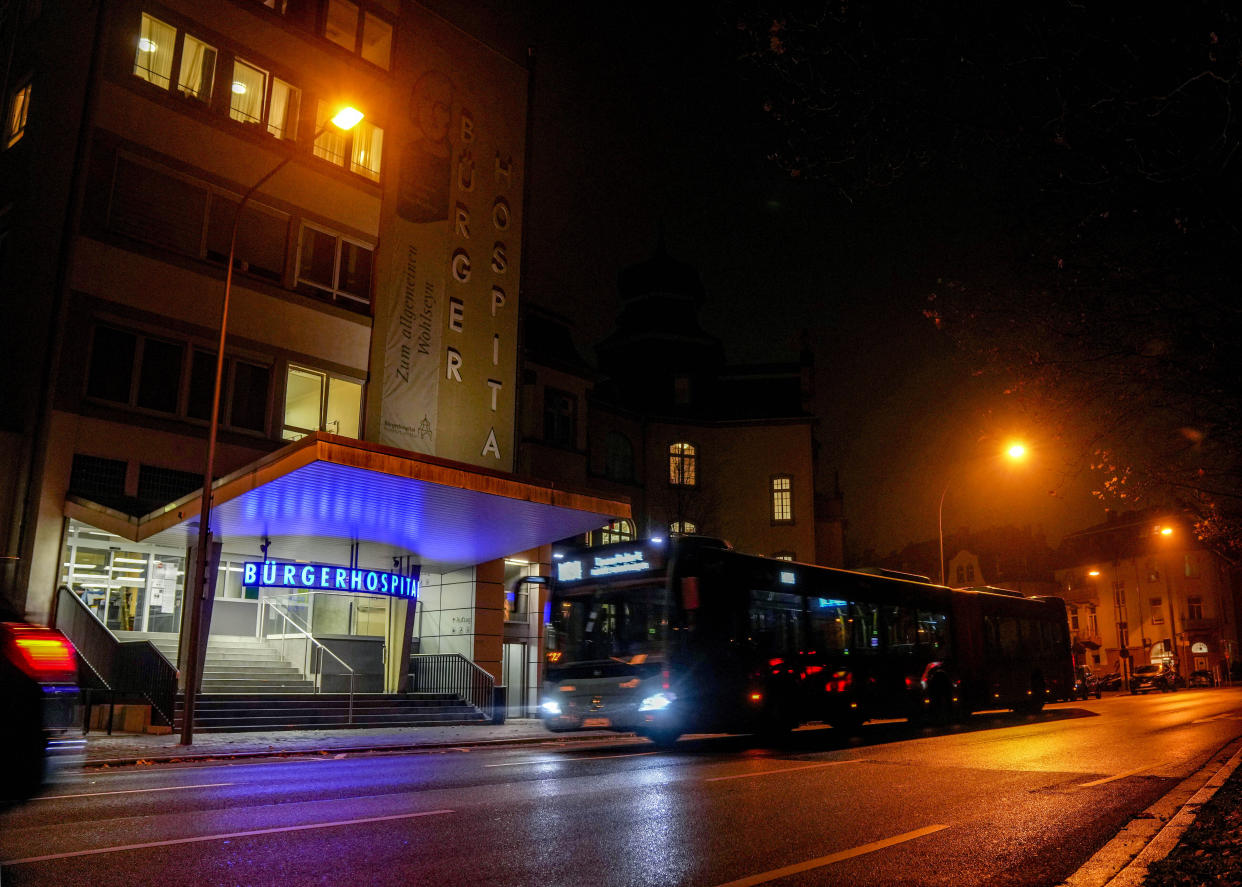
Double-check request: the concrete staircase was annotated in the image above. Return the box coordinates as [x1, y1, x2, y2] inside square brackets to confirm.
[116, 632, 491, 732]
[117, 632, 316, 693]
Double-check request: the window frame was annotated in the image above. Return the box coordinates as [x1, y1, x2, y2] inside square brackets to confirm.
[542, 388, 577, 449]
[668, 441, 697, 488]
[313, 100, 384, 181]
[6, 78, 32, 148]
[281, 364, 364, 440]
[770, 473, 793, 524]
[322, 0, 394, 70]
[295, 221, 375, 311]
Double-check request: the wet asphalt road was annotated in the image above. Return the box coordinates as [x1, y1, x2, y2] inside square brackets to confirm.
[2, 689, 1241, 887]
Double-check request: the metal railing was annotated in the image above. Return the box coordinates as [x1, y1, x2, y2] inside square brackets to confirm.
[409, 653, 494, 719]
[261, 598, 355, 723]
[55, 586, 177, 729]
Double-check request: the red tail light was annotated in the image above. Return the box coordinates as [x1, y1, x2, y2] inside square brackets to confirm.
[2, 623, 78, 682]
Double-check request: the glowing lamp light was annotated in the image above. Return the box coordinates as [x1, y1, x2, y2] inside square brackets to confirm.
[138, 38, 157, 52]
[231, 81, 247, 95]
[1160, 526, 1173, 536]
[1006, 443, 1027, 460]
[331, 106, 364, 130]
[1088, 569, 1101, 577]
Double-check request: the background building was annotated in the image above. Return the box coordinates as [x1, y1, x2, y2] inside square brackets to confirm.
[1054, 510, 1240, 683]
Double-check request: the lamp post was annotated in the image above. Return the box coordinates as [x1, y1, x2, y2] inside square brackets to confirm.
[938, 441, 1027, 586]
[180, 106, 364, 746]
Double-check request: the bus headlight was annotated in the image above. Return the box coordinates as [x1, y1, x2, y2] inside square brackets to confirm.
[540, 700, 563, 716]
[638, 691, 675, 712]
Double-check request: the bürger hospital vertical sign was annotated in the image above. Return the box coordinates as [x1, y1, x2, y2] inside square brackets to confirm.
[376, 11, 524, 472]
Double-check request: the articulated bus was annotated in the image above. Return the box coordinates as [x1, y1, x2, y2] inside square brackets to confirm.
[539, 536, 1073, 745]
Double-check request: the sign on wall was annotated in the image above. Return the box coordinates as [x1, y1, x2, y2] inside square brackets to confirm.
[242, 561, 420, 600]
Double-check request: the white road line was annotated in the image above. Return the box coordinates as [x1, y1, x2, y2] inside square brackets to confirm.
[710, 824, 950, 887]
[706, 759, 862, 782]
[1076, 766, 1148, 788]
[33, 783, 234, 801]
[2, 809, 455, 865]
[484, 751, 657, 768]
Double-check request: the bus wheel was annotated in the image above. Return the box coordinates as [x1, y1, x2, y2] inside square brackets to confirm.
[642, 727, 681, 749]
[928, 679, 956, 726]
[1017, 677, 1046, 714]
[828, 708, 865, 732]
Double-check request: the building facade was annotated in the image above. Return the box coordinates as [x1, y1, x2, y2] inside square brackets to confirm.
[1, 0, 625, 723]
[517, 245, 842, 566]
[1054, 511, 1239, 683]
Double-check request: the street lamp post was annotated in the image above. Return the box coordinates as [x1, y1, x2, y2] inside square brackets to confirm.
[938, 442, 1027, 586]
[180, 107, 364, 746]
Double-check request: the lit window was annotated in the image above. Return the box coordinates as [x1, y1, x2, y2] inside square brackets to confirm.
[6, 81, 31, 147]
[597, 520, 634, 546]
[177, 34, 217, 101]
[324, 0, 359, 52]
[282, 366, 362, 440]
[134, 14, 176, 88]
[350, 119, 383, 181]
[1068, 607, 1079, 631]
[669, 442, 696, 487]
[361, 13, 393, 68]
[771, 475, 792, 523]
[773, 552, 795, 562]
[296, 223, 374, 311]
[229, 59, 267, 125]
[1188, 596, 1203, 621]
[670, 521, 696, 535]
[314, 101, 381, 180]
[267, 77, 300, 140]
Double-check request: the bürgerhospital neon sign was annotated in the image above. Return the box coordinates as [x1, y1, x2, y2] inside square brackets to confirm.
[243, 561, 420, 599]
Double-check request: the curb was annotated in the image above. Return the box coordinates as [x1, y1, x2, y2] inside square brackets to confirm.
[83, 731, 636, 769]
[1060, 736, 1242, 887]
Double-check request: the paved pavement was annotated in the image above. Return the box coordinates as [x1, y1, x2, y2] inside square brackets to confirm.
[66, 719, 1242, 886]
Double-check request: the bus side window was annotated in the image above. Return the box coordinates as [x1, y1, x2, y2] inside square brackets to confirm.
[921, 610, 951, 656]
[808, 597, 849, 654]
[749, 589, 803, 660]
[882, 604, 918, 654]
[850, 601, 880, 653]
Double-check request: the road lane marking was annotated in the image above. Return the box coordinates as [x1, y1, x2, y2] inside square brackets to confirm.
[481, 750, 660, 765]
[1076, 766, 1147, 788]
[34, 783, 234, 800]
[2, 809, 454, 865]
[706, 759, 862, 782]
[710, 824, 950, 887]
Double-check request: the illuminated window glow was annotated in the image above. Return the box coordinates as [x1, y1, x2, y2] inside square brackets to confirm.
[771, 475, 793, 523]
[669, 442, 697, 487]
[6, 81, 30, 148]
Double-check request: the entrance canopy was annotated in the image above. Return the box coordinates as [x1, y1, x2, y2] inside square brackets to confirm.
[65, 434, 630, 572]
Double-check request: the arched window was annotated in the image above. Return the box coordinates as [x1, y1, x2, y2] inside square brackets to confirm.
[594, 519, 635, 546]
[669, 442, 697, 487]
[604, 432, 634, 482]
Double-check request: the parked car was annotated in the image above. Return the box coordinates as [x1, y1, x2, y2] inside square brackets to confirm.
[1189, 669, 1215, 688]
[1, 599, 82, 807]
[1098, 670, 1123, 692]
[1073, 665, 1102, 700]
[1130, 663, 1178, 694]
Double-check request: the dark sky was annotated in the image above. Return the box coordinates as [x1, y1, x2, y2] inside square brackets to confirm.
[519, 5, 1109, 558]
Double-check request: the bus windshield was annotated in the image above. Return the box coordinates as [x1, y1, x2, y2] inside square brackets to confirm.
[548, 583, 669, 666]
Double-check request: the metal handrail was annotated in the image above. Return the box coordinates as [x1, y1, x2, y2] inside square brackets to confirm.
[261, 599, 355, 724]
[409, 652, 494, 719]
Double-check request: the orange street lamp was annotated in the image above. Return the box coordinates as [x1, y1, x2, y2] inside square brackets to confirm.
[181, 107, 364, 746]
[939, 441, 1028, 586]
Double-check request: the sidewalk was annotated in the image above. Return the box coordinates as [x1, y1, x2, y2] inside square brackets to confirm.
[77, 718, 618, 766]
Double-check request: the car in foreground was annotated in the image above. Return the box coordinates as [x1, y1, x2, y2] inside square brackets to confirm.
[1130, 663, 1178, 694]
[1073, 665, 1102, 699]
[1, 601, 83, 807]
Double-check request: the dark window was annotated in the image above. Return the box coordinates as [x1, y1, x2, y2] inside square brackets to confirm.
[109, 155, 209, 256]
[230, 361, 270, 431]
[187, 349, 224, 421]
[136, 338, 184, 413]
[86, 327, 137, 403]
[543, 389, 576, 448]
[604, 431, 633, 482]
[205, 196, 289, 282]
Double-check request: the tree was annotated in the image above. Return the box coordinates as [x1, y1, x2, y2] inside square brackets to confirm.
[732, 1, 1242, 552]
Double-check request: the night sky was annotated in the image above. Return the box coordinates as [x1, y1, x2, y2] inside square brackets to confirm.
[518, 4, 1146, 558]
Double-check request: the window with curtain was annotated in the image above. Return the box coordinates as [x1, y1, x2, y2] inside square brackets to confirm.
[313, 101, 347, 166]
[229, 59, 267, 125]
[134, 14, 176, 88]
[350, 120, 383, 180]
[267, 77, 300, 139]
[177, 34, 217, 101]
[670, 521, 696, 535]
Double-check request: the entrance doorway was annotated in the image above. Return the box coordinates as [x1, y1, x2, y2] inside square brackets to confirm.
[502, 642, 528, 718]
